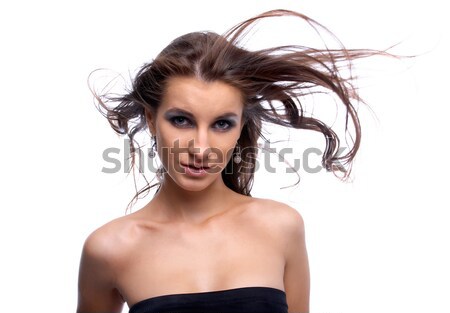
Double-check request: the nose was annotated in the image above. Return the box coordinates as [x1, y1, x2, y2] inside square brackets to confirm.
[188, 129, 211, 161]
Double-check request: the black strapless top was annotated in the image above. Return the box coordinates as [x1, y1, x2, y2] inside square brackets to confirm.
[129, 286, 288, 313]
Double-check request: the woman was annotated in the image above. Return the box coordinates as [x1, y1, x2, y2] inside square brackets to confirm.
[77, 9, 378, 313]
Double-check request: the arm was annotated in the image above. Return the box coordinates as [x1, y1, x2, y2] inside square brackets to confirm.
[283, 210, 310, 313]
[77, 230, 124, 313]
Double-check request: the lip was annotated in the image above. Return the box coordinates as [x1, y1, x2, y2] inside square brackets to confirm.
[180, 163, 210, 177]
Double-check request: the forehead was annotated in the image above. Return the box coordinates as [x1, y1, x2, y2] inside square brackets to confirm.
[160, 76, 244, 116]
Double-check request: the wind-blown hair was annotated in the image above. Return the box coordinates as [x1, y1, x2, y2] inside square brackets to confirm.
[94, 9, 384, 208]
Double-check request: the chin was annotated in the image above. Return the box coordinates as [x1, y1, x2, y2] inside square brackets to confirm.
[179, 183, 210, 192]
[166, 171, 220, 192]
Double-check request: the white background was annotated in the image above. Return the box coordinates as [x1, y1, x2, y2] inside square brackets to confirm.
[0, 1, 449, 312]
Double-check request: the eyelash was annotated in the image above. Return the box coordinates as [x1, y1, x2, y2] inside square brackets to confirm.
[169, 116, 234, 131]
[170, 116, 191, 127]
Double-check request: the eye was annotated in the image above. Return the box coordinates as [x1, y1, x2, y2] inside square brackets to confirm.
[170, 116, 192, 127]
[213, 120, 233, 130]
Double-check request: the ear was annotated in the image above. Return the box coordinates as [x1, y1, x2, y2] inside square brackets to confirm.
[145, 108, 156, 134]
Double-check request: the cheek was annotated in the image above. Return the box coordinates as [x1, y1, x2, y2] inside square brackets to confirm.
[154, 125, 174, 166]
[209, 134, 240, 164]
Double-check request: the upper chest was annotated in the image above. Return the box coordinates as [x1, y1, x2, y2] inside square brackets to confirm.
[116, 208, 287, 305]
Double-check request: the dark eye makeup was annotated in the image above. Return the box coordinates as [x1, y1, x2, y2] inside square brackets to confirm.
[170, 116, 192, 127]
[164, 109, 238, 131]
[213, 119, 235, 130]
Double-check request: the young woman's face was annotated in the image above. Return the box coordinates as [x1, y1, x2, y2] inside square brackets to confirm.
[148, 76, 244, 192]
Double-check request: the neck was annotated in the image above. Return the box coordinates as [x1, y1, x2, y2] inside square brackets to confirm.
[150, 174, 237, 225]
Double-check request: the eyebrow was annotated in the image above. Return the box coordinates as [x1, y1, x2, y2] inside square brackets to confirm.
[164, 108, 240, 120]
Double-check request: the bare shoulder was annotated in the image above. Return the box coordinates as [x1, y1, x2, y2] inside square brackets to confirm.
[237, 197, 306, 257]
[247, 198, 309, 312]
[252, 198, 310, 312]
[77, 215, 141, 313]
[82, 214, 139, 264]
[246, 197, 305, 234]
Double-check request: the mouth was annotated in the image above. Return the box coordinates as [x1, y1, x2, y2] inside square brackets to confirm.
[180, 163, 211, 176]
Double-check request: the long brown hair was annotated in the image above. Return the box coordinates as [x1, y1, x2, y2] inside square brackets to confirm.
[93, 9, 387, 209]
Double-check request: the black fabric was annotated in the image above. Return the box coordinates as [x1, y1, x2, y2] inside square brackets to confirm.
[129, 286, 288, 313]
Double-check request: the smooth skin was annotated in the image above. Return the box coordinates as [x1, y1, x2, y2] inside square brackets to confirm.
[77, 76, 310, 313]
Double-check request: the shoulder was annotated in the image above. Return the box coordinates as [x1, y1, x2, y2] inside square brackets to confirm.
[246, 197, 305, 232]
[77, 216, 138, 312]
[81, 214, 140, 268]
[241, 197, 305, 249]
